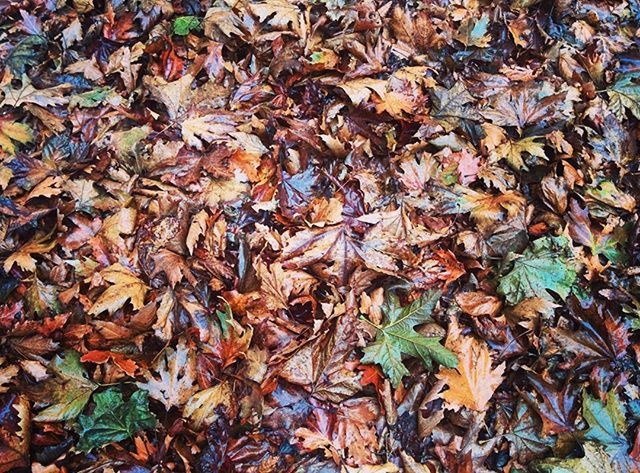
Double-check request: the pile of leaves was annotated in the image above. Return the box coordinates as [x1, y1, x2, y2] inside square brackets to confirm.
[2, 0, 640, 471]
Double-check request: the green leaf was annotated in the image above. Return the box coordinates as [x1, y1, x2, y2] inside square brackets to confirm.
[582, 391, 628, 457]
[431, 82, 475, 119]
[503, 401, 555, 462]
[498, 236, 577, 306]
[68, 87, 115, 109]
[6, 35, 48, 76]
[362, 291, 457, 387]
[535, 442, 616, 473]
[25, 275, 60, 317]
[173, 16, 201, 35]
[34, 351, 98, 422]
[76, 387, 156, 452]
[607, 75, 640, 121]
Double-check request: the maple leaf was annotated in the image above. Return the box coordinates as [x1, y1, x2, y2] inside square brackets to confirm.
[436, 185, 526, 234]
[184, 381, 233, 429]
[181, 115, 236, 149]
[498, 236, 577, 306]
[256, 259, 316, 311]
[150, 249, 197, 288]
[455, 291, 502, 317]
[80, 350, 137, 377]
[33, 351, 98, 422]
[186, 210, 208, 255]
[249, 0, 302, 36]
[455, 14, 491, 48]
[481, 85, 566, 130]
[136, 338, 198, 410]
[295, 398, 380, 466]
[0, 118, 32, 155]
[0, 395, 29, 472]
[361, 291, 457, 387]
[430, 82, 475, 119]
[494, 135, 547, 170]
[498, 401, 554, 464]
[521, 373, 579, 436]
[76, 387, 156, 452]
[89, 263, 149, 315]
[280, 223, 398, 286]
[3, 232, 56, 273]
[144, 73, 194, 120]
[436, 318, 505, 411]
[607, 74, 640, 121]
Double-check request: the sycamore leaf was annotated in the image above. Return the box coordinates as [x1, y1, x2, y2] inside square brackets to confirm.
[338, 78, 388, 106]
[183, 382, 232, 429]
[256, 259, 316, 311]
[6, 35, 47, 75]
[361, 291, 457, 387]
[0, 118, 33, 155]
[4, 233, 56, 273]
[181, 115, 236, 149]
[249, 0, 302, 36]
[582, 390, 632, 466]
[431, 82, 475, 119]
[144, 74, 194, 120]
[89, 263, 148, 315]
[482, 85, 566, 130]
[607, 75, 640, 121]
[495, 135, 547, 170]
[25, 275, 60, 317]
[136, 338, 198, 410]
[498, 236, 577, 306]
[33, 351, 98, 422]
[455, 14, 491, 47]
[436, 318, 505, 411]
[76, 387, 156, 452]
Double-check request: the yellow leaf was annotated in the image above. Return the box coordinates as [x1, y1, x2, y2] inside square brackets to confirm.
[4, 234, 56, 273]
[495, 135, 546, 170]
[249, 0, 302, 36]
[186, 210, 208, 255]
[89, 263, 148, 315]
[205, 176, 249, 207]
[0, 119, 33, 155]
[436, 319, 505, 411]
[183, 381, 232, 429]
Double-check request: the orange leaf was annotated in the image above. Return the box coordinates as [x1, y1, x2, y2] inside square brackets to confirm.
[454, 291, 502, 317]
[436, 319, 505, 411]
[80, 350, 138, 377]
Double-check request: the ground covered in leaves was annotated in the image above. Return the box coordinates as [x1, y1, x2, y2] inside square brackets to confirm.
[2, 0, 640, 471]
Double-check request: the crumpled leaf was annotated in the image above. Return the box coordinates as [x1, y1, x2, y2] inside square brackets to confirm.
[75, 387, 156, 452]
[89, 263, 148, 315]
[498, 236, 577, 306]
